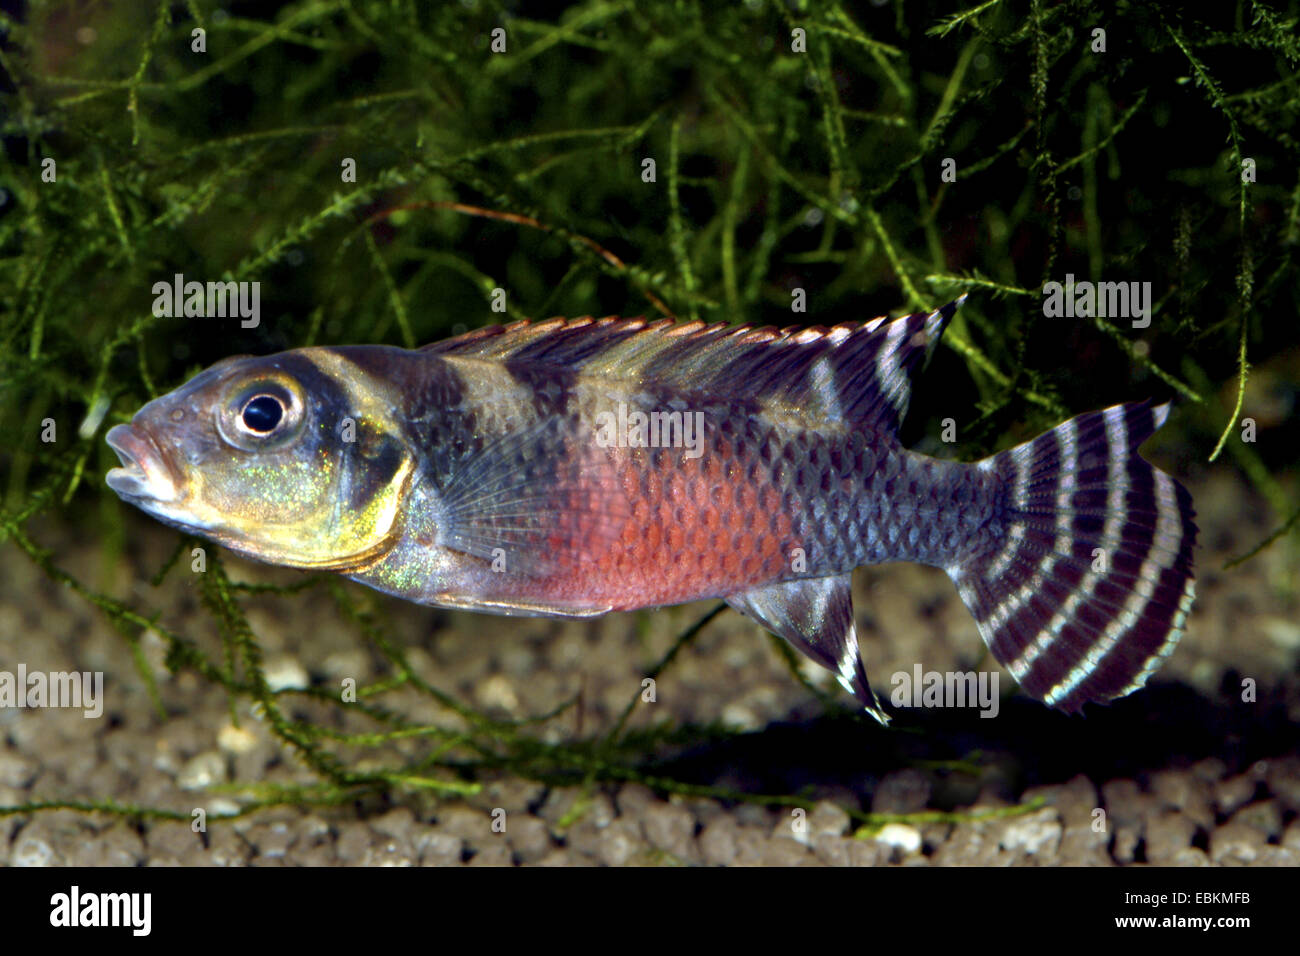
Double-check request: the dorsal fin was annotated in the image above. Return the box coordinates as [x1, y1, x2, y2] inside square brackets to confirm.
[421, 297, 963, 433]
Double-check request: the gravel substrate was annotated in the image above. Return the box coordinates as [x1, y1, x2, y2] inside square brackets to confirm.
[1, 469, 1297, 866]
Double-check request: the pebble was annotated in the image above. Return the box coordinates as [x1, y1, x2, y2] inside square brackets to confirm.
[1267, 758, 1300, 813]
[242, 821, 294, 859]
[334, 821, 375, 864]
[468, 842, 514, 866]
[733, 802, 775, 828]
[1052, 775, 1102, 827]
[813, 835, 852, 866]
[1058, 824, 1114, 867]
[1261, 616, 1300, 650]
[720, 703, 763, 732]
[206, 827, 252, 866]
[507, 815, 554, 863]
[475, 675, 520, 714]
[534, 850, 574, 866]
[1148, 769, 1192, 810]
[921, 822, 949, 853]
[361, 839, 417, 866]
[217, 722, 259, 754]
[733, 828, 813, 866]
[999, 808, 1062, 860]
[416, 830, 464, 866]
[437, 806, 494, 849]
[138, 628, 171, 679]
[1100, 779, 1151, 827]
[177, 751, 227, 791]
[556, 794, 618, 859]
[134, 768, 179, 805]
[263, 656, 310, 692]
[699, 818, 740, 865]
[848, 840, 884, 867]
[1112, 824, 1141, 864]
[874, 823, 922, 855]
[11, 824, 62, 866]
[1210, 821, 1265, 865]
[1284, 821, 1300, 853]
[583, 793, 618, 829]
[931, 822, 992, 865]
[146, 821, 203, 861]
[1152, 770, 1214, 828]
[298, 814, 333, 847]
[1172, 847, 1213, 866]
[321, 650, 370, 682]
[807, 800, 850, 840]
[1256, 846, 1300, 865]
[640, 801, 699, 863]
[1144, 811, 1196, 865]
[370, 808, 415, 842]
[563, 817, 604, 860]
[0, 751, 37, 788]
[537, 788, 582, 827]
[499, 645, 536, 678]
[683, 797, 726, 827]
[467, 778, 546, 816]
[65, 823, 145, 866]
[1231, 799, 1282, 842]
[614, 784, 658, 817]
[596, 818, 645, 865]
[1213, 773, 1258, 817]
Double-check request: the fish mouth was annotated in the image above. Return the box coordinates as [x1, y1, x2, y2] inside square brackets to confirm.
[106, 424, 181, 503]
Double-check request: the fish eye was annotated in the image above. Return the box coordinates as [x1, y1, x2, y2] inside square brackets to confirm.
[241, 394, 284, 434]
[217, 373, 306, 450]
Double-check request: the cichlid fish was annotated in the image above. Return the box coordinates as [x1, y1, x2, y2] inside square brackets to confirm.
[105, 299, 1196, 722]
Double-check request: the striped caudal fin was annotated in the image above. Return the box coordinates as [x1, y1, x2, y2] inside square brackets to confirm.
[950, 402, 1197, 713]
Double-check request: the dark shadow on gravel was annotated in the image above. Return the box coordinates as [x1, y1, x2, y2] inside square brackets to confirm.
[643, 679, 1300, 809]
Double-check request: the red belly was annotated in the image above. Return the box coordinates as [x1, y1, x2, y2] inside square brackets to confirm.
[547, 439, 801, 608]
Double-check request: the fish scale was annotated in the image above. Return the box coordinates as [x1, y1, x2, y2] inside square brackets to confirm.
[105, 297, 1197, 722]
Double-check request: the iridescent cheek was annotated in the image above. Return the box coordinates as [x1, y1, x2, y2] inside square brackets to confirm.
[215, 453, 333, 522]
[198, 437, 411, 571]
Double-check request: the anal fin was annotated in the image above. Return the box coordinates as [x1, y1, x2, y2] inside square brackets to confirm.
[726, 575, 889, 725]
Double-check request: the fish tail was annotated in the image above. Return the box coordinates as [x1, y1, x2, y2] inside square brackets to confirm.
[948, 401, 1197, 713]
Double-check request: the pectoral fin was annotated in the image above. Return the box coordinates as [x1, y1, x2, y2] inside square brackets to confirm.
[727, 575, 889, 725]
[436, 417, 630, 578]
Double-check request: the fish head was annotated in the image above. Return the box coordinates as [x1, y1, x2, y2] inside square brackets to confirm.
[105, 350, 415, 570]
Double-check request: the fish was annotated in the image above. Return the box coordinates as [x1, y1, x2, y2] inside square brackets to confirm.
[105, 298, 1197, 722]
